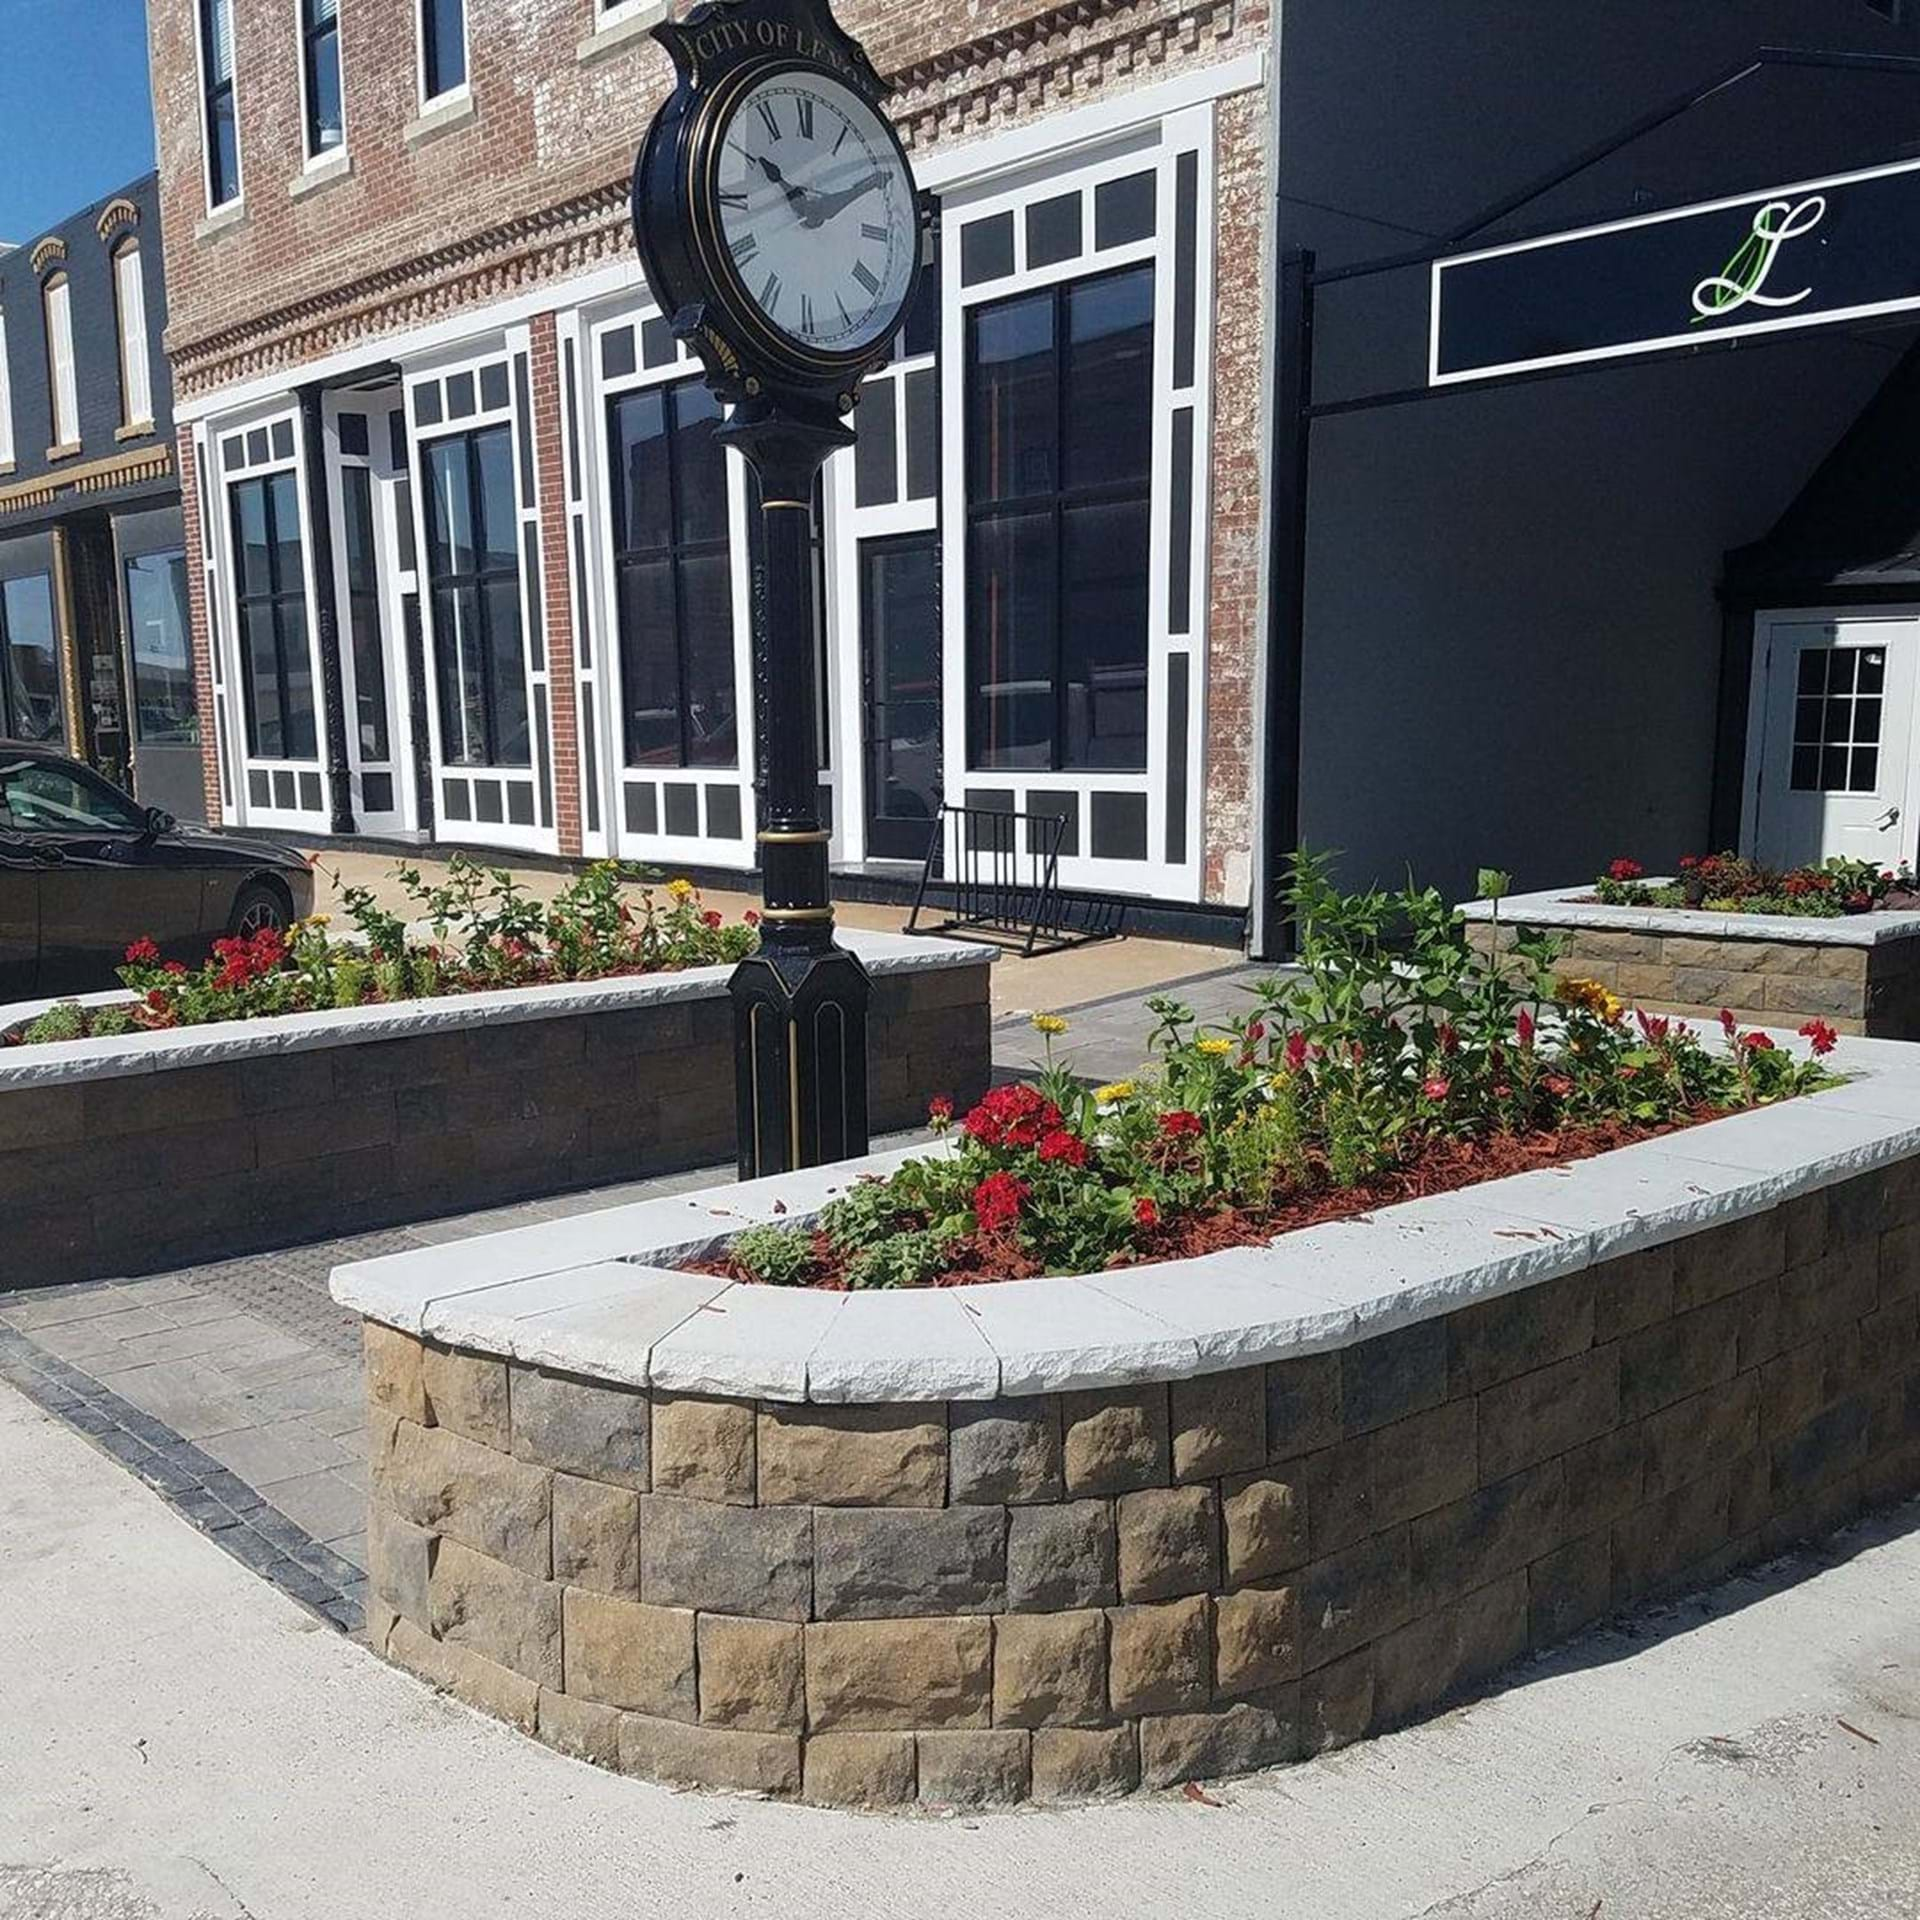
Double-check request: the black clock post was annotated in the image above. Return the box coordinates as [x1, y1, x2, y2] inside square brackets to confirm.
[631, 0, 925, 1178]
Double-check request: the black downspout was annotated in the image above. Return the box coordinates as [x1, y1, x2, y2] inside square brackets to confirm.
[297, 383, 356, 836]
[1256, 247, 1314, 960]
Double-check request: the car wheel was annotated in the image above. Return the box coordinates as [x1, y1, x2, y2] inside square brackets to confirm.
[229, 880, 291, 939]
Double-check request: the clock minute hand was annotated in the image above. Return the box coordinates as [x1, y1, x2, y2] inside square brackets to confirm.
[802, 171, 886, 227]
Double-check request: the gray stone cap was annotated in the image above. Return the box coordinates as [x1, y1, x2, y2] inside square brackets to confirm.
[1458, 885, 1920, 947]
[0, 929, 990, 1091]
[330, 1027, 1920, 1408]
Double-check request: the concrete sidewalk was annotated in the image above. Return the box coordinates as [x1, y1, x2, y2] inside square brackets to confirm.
[3, 1379, 1916, 1920]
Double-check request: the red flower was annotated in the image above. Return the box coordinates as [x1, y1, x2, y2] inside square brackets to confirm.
[145, 987, 169, 1011]
[1514, 1008, 1535, 1049]
[1492, 1083, 1512, 1098]
[1678, 854, 1699, 871]
[1799, 1018, 1838, 1057]
[961, 1084, 1061, 1149]
[1739, 1031, 1776, 1053]
[1608, 858, 1643, 882]
[1133, 1195, 1159, 1230]
[1542, 1073, 1572, 1097]
[1284, 1031, 1308, 1073]
[972, 1171, 1028, 1232]
[1437, 1022, 1458, 1055]
[703, 910, 723, 929]
[744, 909, 761, 928]
[124, 937, 161, 965]
[1421, 1075, 1451, 1101]
[1846, 890, 1872, 912]
[1719, 1007, 1738, 1039]
[927, 1094, 954, 1126]
[1158, 1109, 1203, 1140]
[1038, 1128, 1089, 1167]
[164, 961, 188, 978]
[1246, 1020, 1266, 1043]
[1636, 1009, 1670, 1045]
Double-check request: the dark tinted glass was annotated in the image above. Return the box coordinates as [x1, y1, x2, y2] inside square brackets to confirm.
[0, 573, 61, 743]
[854, 378, 898, 508]
[124, 552, 198, 746]
[1065, 267, 1154, 489]
[476, 425, 518, 570]
[968, 512, 1056, 770]
[1062, 497, 1150, 768]
[611, 389, 670, 551]
[968, 293, 1055, 502]
[341, 468, 390, 760]
[671, 384, 728, 544]
[1026, 192, 1082, 269]
[424, 0, 466, 96]
[305, 10, 343, 157]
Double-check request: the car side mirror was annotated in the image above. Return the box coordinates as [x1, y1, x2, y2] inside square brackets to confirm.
[141, 805, 176, 838]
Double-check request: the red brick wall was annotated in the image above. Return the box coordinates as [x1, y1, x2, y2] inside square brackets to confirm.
[529, 313, 582, 856]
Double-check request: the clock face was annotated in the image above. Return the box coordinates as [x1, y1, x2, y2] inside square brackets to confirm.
[709, 69, 918, 358]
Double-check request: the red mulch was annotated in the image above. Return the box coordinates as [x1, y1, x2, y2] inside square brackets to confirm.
[693, 1109, 1727, 1291]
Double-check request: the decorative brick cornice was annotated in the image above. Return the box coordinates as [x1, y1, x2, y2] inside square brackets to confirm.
[0, 443, 174, 521]
[171, 0, 1250, 403]
[29, 235, 67, 276]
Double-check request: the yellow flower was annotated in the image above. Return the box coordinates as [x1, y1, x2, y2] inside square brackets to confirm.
[1197, 1036, 1235, 1057]
[667, 878, 696, 902]
[1031, 1012, 1069, 1036]
[1556, 975, 1624, 1023]
[1093, 1080, 1136, 1105]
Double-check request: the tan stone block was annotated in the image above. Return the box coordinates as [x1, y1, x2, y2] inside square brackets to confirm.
[367, 1499, 432, 1628]
[803, 1731, 918, 1807]
[1117, 1485, 1219, 1600]
[1031, 1726, 1139, 1802]
[618, 1713, 801, 1797]
[386, 1616, 538, 1733]
[1663, 936, 1757, 971]
[367, 1408, 401, 1493]
[1107, 1594, 1210, 1715]
[551, 1473, 639, 1596]
[1138, 1688, 1299, 1788]
[916, 1729, 1031, 1805]
[561, 1587, 696, 1720]
[1299, 1647, 1374, 1754]
[1612, 962, 1677, 1002]
[950, 1397, 1064, 1504]
[1170, 1367, 1265, 1480]
[757, 1402, 946, 1506]
[805, 1617, 993, 1731]
[1567, 930, 1658, 962]
[383, 1419, 551, 1577]
[420, 1341, 509, 1447]
[1213, 1583, 1300, 1695]
[1766, 972, 1866, 1020]
[365, 1323, 426, 1424]
[651, 1393, 756, 1504]
[1817, 944, 1871, 981]
[698, 1614, 805, 1732]
[428, 1537, 562, 1688]
[511, 1365, 649, 1489]
[537, 1688, 621, 1768]
[1062, 1384, 1169, 1495]
[993, 1610, 1107, 1727]
[362, 1598, 398, 1657]
[1221, 1470, 1307, 1584]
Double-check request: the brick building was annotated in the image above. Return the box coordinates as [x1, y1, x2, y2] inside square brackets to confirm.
[0, 175, 200, 819]
[148, 0, 1269, 930]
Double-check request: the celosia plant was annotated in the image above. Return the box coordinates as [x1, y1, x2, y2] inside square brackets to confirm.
[1593, 852, 1915, 917]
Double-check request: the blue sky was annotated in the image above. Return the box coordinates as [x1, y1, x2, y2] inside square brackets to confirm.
[0, 0, 156, 246]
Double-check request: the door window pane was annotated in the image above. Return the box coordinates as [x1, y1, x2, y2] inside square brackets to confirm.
[0, 573, 61, 743]
[230, 474, 315, 767]
[968, 513, 1056, 771]
[862, 534, 942, 829]
[1065, 269, 1155, 489]
[340, 468, 390, 761]
[968, 293, 1056, 500]
[124, 552, 198, 745]
[1063, 498, 1151, 768]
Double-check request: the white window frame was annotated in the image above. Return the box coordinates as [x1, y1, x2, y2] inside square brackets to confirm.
[111, 240, 154, 432]
[582, 296, 761, 869]
[296, 0, 348, 170]
[404, 333, 555, 856]
[196, 0, 244, 214]
[0, 307, 14, 469]
[934, 106, 1215, 904]
[417, 0, 472, 110]
[42, 274, 80, 453]
[208, 406, 334, 831]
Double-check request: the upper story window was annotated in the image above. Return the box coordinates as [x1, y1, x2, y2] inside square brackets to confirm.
[200, 0, 240, 207]
[421, 0, 468, 103]
[0, 308, 14, 468]
[112, 240, 154, 430]
[41, 274, 79, 451]
[301, 0, 344, 159]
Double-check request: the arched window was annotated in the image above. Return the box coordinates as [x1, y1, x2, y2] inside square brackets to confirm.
[112, 239, 153, 430]
[42, 273, 78, 451]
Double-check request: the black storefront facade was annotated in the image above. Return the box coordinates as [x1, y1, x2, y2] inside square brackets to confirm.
[0, 174, 199, 819]
[1256, 3, 1920, 950]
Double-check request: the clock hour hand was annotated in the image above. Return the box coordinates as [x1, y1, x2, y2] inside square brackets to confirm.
[802, 171, 887, 227]
[753, 153, 814, 215]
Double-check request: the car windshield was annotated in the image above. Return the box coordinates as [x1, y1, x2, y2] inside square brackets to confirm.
[0, 758, 148, 834]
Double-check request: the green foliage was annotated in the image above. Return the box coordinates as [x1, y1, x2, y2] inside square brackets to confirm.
[727, 1223, 820, 1288]
[1595, 851, 1914, 916]
[21, 1002, 84, 1045]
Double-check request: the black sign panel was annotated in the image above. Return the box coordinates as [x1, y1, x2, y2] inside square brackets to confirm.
[1431, 157, 1920, 385]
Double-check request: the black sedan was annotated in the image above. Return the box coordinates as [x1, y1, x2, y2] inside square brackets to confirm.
[0, 742, 315, 1001]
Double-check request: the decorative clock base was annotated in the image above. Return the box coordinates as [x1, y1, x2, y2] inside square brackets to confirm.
[729, 941, 872, 1179]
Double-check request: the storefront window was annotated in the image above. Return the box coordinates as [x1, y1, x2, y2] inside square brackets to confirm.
[965, 263, 1154, 772]
[608, 378, 737, 770]
[340, 467, 391, 761]
[0, 573, 61, 744]
[421, 425, 529, 768]
[123, 551, 197, 745]
[231, 472, 318, 761]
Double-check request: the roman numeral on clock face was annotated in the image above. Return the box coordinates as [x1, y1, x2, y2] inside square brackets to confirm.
[797, 97, 815, 140]
[718, 189, 747, 210]
[851, 259, 881, 296]
[756, 100, 781, 141]
[731, 231, 758, 264]
[860, 222, 888, 242]
[800, 293, 815, 335]
[761, 271, 783, 314]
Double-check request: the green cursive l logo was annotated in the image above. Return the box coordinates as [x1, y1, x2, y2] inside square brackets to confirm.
[1691, 195, 1827, 324]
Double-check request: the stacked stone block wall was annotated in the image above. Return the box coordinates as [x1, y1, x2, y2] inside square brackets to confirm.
[0, 962, 988, 1285]
[359, 1164, 1920, 1805]
[1468, 921, 1920, 1039]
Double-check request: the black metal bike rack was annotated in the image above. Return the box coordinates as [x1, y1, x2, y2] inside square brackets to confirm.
[906, 803, 1124, 956]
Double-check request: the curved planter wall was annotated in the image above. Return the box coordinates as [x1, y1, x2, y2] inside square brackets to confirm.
[333, 1035, 1920, 1807]
[0, 932, 990, 1286]
[1462, 888, 1920, 1039]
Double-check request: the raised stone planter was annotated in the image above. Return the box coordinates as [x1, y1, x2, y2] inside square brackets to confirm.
[0, 931, 990, 1286]
[1462, 887, 1920, 1039]
[331, 1031, 1920, 1806]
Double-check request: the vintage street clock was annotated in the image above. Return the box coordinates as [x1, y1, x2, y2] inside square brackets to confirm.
[631, 0, 926, 1179]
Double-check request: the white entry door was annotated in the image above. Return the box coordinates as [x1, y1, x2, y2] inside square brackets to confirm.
[1754, 612, 1920, 871]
